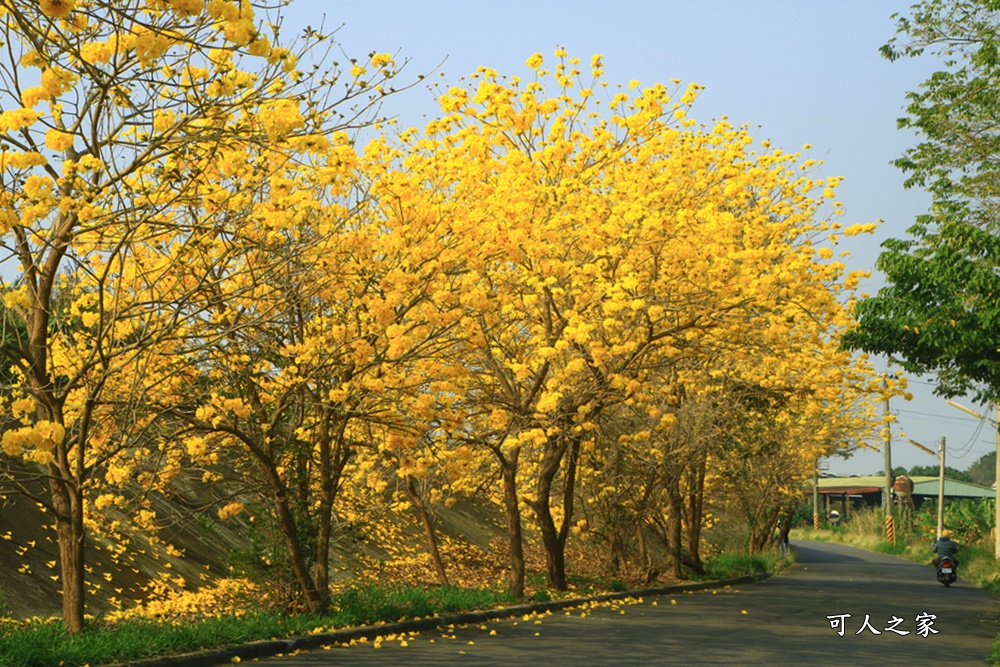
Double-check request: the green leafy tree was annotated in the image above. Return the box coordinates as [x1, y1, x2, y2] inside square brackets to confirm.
[844, 0, 1000, 403]
[966, 450, 996, 487]
[905, 464, 972, 483]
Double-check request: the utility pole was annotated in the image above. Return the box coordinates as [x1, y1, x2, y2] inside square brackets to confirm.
[908, 436, 939, 537]
[884, 381, 894, 542]
[945, 400, 1000, 558]
[813, 463, 819, 529]
[937, 437, 946, 539]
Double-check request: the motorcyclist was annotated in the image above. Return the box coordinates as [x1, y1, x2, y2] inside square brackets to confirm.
[933, 529, 959, 568]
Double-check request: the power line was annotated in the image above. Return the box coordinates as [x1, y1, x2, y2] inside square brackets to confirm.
[953, 418, 987, 459]
[905, 378, 939, 387]
[895, 408, 983, 423]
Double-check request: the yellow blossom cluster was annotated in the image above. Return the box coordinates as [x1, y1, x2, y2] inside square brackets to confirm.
[41, 66, 77, 97]
[258, 98, 304, 140]
[108, 577, 263, 622]
[0, 108, 41, 132]
[39, 0, 76, 19]
[1, 420, 66, 457]
[217, 502, 244, 520]
[45, 128, 74, 151]
[80, 40, 114, 64]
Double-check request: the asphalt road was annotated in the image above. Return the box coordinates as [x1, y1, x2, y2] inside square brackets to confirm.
[245, 540, 1000, 666]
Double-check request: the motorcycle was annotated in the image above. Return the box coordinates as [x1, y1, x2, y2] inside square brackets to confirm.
[936, 556, 957, 587]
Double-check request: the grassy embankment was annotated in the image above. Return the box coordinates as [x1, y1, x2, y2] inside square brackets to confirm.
[0, 551, 787, 667]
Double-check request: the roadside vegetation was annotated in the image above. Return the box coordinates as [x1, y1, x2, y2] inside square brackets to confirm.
[0, 550, 788, 667]
[0, 583, 513, 667]
[793, 500, 1000, 592]
[792, 500, 1000, 661]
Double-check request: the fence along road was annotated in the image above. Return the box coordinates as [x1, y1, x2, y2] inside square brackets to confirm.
[243, 540, 999, 667]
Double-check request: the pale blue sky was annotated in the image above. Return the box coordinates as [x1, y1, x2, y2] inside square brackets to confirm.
[283, 1, 995, 476]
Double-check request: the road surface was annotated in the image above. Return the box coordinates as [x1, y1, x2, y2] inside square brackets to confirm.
[241, 540, 1000, 666]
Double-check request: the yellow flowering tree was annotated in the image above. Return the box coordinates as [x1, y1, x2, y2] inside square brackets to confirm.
[364, 50, 882, 593]
[0, 0, 400, 631]
[151, 131, 476, 612]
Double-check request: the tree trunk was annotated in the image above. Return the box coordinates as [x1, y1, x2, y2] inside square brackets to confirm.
[635, 468, 659, 574]
[608, 523, 623, 577]
[50, 473, 84, 633]
[776, 503, 793, 552]
[313, 412, 354, 610]
[500, 446, 525, 598]
[533, 487, 563, 589]
[750, 505, 781, 554]
[264, 463, 326, 613]
[636, 521, 650, 569]
[312, 415, 333, 611]
[31, 280, 87, 632]
[552, 437, 581, 589]
[745, 481, 783, 555]
[684, 453, 707, 571]
[664, 475, 683, 579]
[295, 450, 310, 519]
[314, 481, 332, 610]
[406, 475, 449, 586]
[763, 505, 784, 553]
[529, 435, 579, 591]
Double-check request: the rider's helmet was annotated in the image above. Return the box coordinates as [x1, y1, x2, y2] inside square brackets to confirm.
[941, 529, 952, 538]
